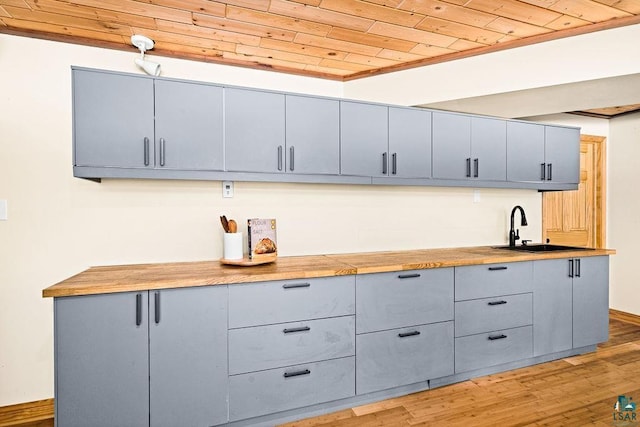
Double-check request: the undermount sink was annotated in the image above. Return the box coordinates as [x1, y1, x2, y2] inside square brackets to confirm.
[494, 244, 595, 253]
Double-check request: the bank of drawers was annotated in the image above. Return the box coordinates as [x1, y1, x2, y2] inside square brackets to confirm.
[454, 262, 534, 374]
[228, 276, 356, 421]
[356, 268, 455, 394]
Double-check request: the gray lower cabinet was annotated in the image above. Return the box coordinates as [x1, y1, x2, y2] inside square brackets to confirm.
[225, 87, 285, 173]
[54, 286, 228, 427]
[55, 292, 150, 427]
[432, 112, 506, 181]
[572, 256, 610, 348]
[73, 68, 224, 171]
[340, 101, 389, 177]
[356, 321, 454, 395]
[229, 357, 355, 421]
[533, 256, 609, 353]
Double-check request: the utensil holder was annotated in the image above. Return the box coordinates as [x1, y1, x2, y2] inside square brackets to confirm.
[223, 232, 243, 260]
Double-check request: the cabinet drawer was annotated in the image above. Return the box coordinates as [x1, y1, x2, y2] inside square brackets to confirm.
[455, 326, 532, 373]
[229, 275, 355, 328]
[455, 261, 533, 301]
[356, 268, 453, 334]
[229, 356, 355, 421]
[229, 316, 355, 375]
[455, 293, 532, 337]
[356, 321, 453, 395]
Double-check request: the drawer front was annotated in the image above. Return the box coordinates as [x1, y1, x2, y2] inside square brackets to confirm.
[455, 293, 532, 337]
[356, 321, 454, 395]
[455, 325, 533, 373]
[229, 316, 355, 375]
[229, 275, 355, 328]
[455, 261, 533, 301]
[229, 356, 355, 421]
[356, 268, 453, 334]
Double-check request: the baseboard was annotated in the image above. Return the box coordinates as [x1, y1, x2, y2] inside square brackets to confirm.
[0, 399, 53, 427]
[610, 308, 640, 325]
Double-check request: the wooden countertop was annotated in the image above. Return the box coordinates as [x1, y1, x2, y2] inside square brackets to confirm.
[42, 246, 615, 298]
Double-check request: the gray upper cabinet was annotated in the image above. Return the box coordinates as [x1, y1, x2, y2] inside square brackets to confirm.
[544, 125, 580, 184]
[340, 101, 389, 177]
[73, 69, 224, 171]
[285, 95, 340, 175]
[387, 107, 432, 178]
[55, 292, 150, 427]
[153, 80, 223, 170]
[507, 121, 579, 185]
[149, 286, 228, 427]
[225, 87, 285, 173]
[433, 112, 506, 181]
[506, 121, 545, 182]
[74, 69, 155, 168]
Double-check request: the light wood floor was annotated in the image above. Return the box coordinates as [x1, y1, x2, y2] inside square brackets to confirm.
[3, 313, 639, 427]
[281, 313, 640, 427]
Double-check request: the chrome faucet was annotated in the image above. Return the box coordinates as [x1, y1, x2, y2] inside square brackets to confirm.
[509, 205, 528, 247]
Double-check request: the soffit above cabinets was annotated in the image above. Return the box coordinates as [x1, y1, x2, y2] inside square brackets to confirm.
[1, 0, 640, 81]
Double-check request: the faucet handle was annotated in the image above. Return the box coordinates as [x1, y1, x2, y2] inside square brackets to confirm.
[515, 229, 520, 241]
[522, 239, 532, 246]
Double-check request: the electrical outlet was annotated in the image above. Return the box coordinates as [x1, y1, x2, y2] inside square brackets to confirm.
[222, 181, 234, 198]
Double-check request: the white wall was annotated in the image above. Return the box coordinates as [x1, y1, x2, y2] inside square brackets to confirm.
[0, 34, 542, 406]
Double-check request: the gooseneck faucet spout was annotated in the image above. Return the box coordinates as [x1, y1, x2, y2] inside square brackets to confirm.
[509, 205, 528, 247]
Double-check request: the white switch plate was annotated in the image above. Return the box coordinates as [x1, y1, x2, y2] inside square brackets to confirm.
[473, 190, 481, 203]
[222, 181, 234, 198]
[0, 200, 7, 220]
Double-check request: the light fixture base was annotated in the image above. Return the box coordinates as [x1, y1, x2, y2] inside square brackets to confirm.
[131, 35, 154, 52]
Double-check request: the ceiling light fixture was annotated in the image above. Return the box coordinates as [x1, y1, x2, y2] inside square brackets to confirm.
[131, 35, 161, 76]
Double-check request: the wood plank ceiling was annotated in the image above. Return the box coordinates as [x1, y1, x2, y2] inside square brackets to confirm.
[2, 0, 640, 83]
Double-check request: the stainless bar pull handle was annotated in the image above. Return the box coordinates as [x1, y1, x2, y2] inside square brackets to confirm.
[382, 152, 388, 175]
[398, 331, 421, 338]
[488, 300, 507, 306]
[392, 153, 397, 175]
[154, 292, 160, 324]
[277, 146, 283, 171]
[283, 326, 310, 334]
[466, 158, 471, 177]
[136, 293, 142, 326]
[488, 334, 507, 341]
[143, 137, 150, 166]
[282, 283, 310, 289]
[398, 273, 421, 279]
[569, 259, 574, 278]
[159, 138, 165, 167]
[488, 266, 507, 271]
[474, 158, 479, 178]
[284, 369, 310, 378]
[289, 146, 295, 171]
[575, 258, 581, 277]
[547, 163, 553, 181]
[541, 163, 546, 180]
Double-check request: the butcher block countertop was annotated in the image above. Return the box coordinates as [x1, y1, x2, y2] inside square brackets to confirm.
[43, 246, 615, 298]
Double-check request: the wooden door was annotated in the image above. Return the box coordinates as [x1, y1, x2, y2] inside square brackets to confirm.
[542, 135, 606, 248]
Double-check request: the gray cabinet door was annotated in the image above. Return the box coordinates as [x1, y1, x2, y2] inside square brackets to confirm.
[432, 112, 471, 180]
[533, 259, 573, 356]
[285, 95, 340, 175]
[55, 292, 149, 427]
[149, 286, 228, 427]
[472, 117, 506, 181]
[388, 107, 431, 178]
[74, 69, 154, 168]
[340, 101, 388, 177]
[154, 80, 223, 171]
[544, 125, 580, 184]
[506, 121, 545, 182]
[225, 88, 285, 173]
[573, 256, 609, 348]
